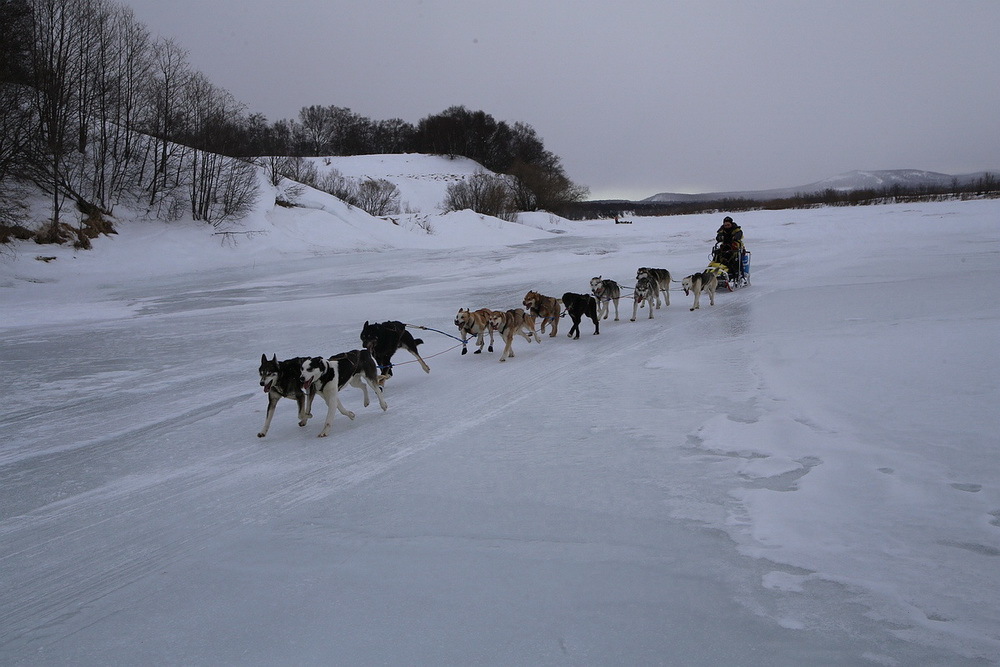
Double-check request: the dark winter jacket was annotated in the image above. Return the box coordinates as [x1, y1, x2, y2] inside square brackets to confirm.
[716, 222, 744, 247]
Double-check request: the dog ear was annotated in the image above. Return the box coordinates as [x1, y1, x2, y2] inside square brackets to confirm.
[271, 354, 277, 362]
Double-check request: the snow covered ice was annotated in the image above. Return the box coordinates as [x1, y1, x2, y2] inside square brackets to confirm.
[1, 169, 999, 664]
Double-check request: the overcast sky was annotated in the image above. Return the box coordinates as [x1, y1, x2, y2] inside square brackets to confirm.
[123, 0, 1000, 200]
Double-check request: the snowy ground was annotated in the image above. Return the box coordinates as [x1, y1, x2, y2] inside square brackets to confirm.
[1, 195, 999, 665]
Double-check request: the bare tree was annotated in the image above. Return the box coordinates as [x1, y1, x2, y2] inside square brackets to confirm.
[0, 83, 33, 223]
[146, 37, 189, 201]
[83, 4, 151, 212]
[276, 155, 318, 187]
[25, 0, 85, 236]
[178, 74, 257, 224]
[353, 178, 400, 216]
[316, 168, 355, 202]
[443, 171, 517, 221]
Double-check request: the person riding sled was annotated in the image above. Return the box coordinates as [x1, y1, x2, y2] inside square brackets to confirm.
[713, 215, 744, 279]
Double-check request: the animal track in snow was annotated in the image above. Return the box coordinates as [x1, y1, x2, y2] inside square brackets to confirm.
[950, 482, 982, 493]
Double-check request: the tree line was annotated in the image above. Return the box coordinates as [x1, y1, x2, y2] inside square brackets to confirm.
[561, 175, 1000, 221]
[0, 0, 587, 248]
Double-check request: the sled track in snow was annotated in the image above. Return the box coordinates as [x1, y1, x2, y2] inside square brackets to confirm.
[0, 268, 763, 653]
[257, 288, 763, 511]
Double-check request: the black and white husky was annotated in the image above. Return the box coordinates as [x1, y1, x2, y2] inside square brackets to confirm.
[630, 276, 655, 321]
[300, 350, 388, 437]
[635, 267, 671, 308]
[258, 354, 316, 438]
[681, 271, 718, 311]
[590, 276, 621, 321]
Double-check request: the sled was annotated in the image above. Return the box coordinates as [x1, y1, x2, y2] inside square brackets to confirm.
[710, 242, 751, 291]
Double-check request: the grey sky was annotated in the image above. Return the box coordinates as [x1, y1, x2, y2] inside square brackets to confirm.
[123, 0, 1000, 200]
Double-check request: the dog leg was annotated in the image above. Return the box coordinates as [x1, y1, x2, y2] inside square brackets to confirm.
[336, 396, 355, 419]
[498, 333, 514, 362]
[317, 392, 355, 438]
[370, 378, 388, 411]
[296, 393, 311, 426]
[406, 347, 431, 373]
[631, 298, 640, 322]
[349, 375, 370, 407]
[317, 395, 336, 437]
[361, 366, 387, 411]
[612, 297, 620, 321]
[302, 389, 315, 422]
[258, 393, 280, 437]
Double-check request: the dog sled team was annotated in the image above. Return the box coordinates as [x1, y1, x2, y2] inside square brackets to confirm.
[258, 216, 749, 437]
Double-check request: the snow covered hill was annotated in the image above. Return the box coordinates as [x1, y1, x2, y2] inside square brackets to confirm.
[303, 153, 489, 213]
[644, 169, 995, 203]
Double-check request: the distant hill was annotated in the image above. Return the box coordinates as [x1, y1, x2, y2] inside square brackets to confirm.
[643, 170, 995, 203]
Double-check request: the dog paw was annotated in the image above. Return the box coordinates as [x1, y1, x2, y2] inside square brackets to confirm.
[257, 432, 266, 438]
[630, 317, 636, 322]
[461, 347, 468, 355]
[346, 411, 356, 420]
[474, 349, 482, 354]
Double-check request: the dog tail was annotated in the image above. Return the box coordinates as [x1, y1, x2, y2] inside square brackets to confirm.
[414, 337, 424, 346]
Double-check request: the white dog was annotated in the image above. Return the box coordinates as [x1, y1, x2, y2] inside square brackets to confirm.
[681, 271, 718, 311]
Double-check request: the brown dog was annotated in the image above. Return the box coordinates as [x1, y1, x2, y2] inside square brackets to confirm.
[455, 307, 500, 354]
[522, 290, 561, 337]
[488, 308, 541, 362]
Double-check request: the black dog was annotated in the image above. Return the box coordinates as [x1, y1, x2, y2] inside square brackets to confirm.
[359, 320, 431, 385]
[258, 354, 315, 437]
[561, 293, 600, 339]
